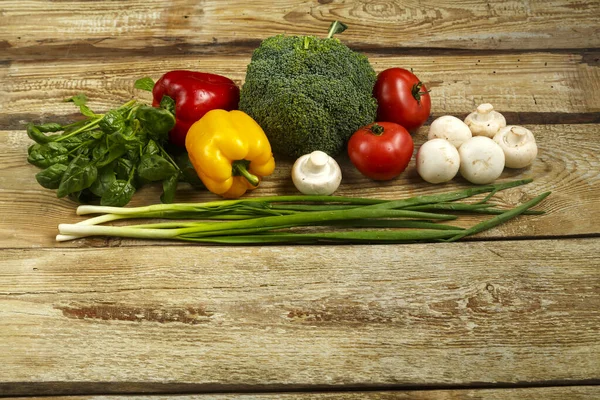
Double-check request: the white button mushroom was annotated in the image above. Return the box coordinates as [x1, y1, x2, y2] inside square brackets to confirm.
[416, 139, 460, 184]
[493, 125, 538, 168]
[292, 150, 342, 195]
[464, 103, 507, 138]
[458, 136, 505, 184]
[427, 115, 472, 149]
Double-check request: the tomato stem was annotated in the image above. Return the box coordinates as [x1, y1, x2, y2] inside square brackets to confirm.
[411, 82, 431, 105]
[369, 123, 385, 136]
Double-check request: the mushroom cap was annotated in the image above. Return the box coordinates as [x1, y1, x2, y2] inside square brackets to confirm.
[416, 139, 460, 184]
[458, 136, 505, 184]
[493, 125, 538, 168]
[464, 103, 507, 138]
[292, 151, 342, 195]
[428, 115, 472, 148]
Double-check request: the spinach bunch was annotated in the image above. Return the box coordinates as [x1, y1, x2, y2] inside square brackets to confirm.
[27, 94, 203, 206]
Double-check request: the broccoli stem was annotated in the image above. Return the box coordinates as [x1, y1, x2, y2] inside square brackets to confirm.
[326, 21, 348, 39]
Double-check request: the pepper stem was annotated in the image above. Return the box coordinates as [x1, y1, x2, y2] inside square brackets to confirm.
[232, 160, 260, 187]
[369, 123, 385, 136]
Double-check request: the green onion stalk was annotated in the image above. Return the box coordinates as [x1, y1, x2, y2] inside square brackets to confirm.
[57, 179, 550, 244]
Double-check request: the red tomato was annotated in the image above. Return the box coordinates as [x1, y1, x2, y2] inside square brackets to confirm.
[373, 68, 431, 131]
[347, 122, 414, 181]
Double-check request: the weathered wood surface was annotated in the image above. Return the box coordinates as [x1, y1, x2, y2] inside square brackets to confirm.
[1, 122, 599, 248]
[1, 0, 599, 397]
[5, 386, 600, 399]
[1, 239, 599, 396]
[2, 52, 600, 130]
[2, 0, 600, 59]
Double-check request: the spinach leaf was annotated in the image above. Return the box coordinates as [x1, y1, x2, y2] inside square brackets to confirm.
[159, 95, 176, 115]
[134, 77, 155, 92]
[27, 142, 69, 168]
[90, 166, 117, 197]
[160, 173, 179, 204]
[65, 93, 88, 106]
[27, 123, 56, 144]
[144, 139, 160, 155]
[57, 155, 98, 198]
[176, 151, 205, 189]
[65, 94, 98, 118]
[136, 106, 175, 142]
[116, 158, 134, 181]
[111, 129, 141, 149]
[61, 119, 89, 136]
[137, 153, 177, 182]
[35, 164, 68, 189]
[96, 142, 127, 168]
[100, 180, 136, 207]
[68, 189, 97, 204]
[125, 149, 141, 164]
[99, 109, 127, 134]
[92, 141, 108, 161]
[60, 129, 103, 151]
[37, 123, 63, 133]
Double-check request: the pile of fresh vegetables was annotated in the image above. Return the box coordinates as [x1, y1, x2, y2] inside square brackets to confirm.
[23, 21, 548, 244]
[417, 105, 538, 185]
[26, 94, 201, 206]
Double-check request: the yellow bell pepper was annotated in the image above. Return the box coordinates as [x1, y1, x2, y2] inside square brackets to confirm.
[185, 109, 276, 198]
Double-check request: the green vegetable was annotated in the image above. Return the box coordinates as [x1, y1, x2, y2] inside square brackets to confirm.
[26, 92, 204, 206]
[27, 142, 69, 168]
[35, 164, 68, 189]
[57, 179, 549, 244]
[56, 155, 98, 198]
[134, 77, 155, 92]
[138, 153, 177, 182]
[239, 20, 377, 158]
[160, 174, 179, 204]
[136, 105, 175, 141]
[101, 179, 136, 207]
[89, 166, 117, 197]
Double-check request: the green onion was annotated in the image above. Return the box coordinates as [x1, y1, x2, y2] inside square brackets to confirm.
[56, 179, 548, 244]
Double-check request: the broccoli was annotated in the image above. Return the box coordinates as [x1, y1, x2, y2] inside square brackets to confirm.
[239, 22, 378, 158]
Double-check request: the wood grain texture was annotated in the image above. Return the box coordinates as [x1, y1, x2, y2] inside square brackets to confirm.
[4, 386, 600, 399]
[1, 1, 600, 396]
[1, 122, 598, 248]
[1, 0, 600, 59]
[2, 52, 600, 130]
[0, 238, 598, 396]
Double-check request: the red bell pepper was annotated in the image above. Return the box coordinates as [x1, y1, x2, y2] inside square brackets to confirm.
[152, 70, 240, 147]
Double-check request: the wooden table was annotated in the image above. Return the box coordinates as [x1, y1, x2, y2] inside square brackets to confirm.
[1, 1, 599, 398]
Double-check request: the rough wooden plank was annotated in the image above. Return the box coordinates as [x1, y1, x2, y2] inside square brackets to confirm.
[3, 386, 600, 398]
[1, 122, 598, 249]
[1, 0, 599, 59]
[0, 239, 598, 396]
[2, 52, 600, 130]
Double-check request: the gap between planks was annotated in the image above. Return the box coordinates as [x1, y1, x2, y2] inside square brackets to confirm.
[1, 381, 599, 398]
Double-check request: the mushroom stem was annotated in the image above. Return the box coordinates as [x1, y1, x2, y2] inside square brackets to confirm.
[505, 126, 530, 146]
[291, 151, 342, 195]
[305, 151, 330, 174]
[474, 103, 494, 120]
[464, 103, 506, 138]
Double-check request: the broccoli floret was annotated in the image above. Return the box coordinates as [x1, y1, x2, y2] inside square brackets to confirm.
[239, 31, 377, 158]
